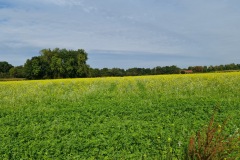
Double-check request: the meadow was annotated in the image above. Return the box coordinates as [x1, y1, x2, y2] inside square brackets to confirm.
[0, 72, 240, 159]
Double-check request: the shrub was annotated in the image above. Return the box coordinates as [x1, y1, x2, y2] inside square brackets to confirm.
[188, 112, 240, 160]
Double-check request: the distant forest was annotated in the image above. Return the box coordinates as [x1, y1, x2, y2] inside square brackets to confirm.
[1, 48, 240, 80]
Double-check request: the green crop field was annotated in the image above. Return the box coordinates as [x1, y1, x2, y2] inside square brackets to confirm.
[0, 72, 240, 159]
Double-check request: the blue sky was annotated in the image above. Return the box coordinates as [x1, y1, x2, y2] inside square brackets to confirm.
[0, 0, 240, 69]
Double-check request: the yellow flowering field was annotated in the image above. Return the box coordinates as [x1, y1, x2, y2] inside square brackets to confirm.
[0, 72, 239, 159]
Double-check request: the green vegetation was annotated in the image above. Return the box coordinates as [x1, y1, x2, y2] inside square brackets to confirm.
[0, 61, 13, 78]
[0, 72, 240, 159]
[24, 48, 89, 79]
[1, 48, 240, 80]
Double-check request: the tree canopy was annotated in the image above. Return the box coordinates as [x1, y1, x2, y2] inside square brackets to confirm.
[24, 48, 89, 79]
[0, 61, 13, 78]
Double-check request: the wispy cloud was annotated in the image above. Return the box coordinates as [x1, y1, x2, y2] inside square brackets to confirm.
[41, 0, 83, 6]
[0, 0, 240, 67]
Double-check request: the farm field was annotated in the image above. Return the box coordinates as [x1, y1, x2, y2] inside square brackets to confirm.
[0, 72, 240, 159]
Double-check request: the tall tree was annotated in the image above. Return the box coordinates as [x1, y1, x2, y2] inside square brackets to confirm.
[24, 57, 44, 79]
[24, 48, 89, 79]
[0, 61, 13, 78]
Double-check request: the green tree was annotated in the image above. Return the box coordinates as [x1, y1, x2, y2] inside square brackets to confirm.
[0, 61, 13, 78]
[192, 66, 204, 73]
[89, 68, 101, 77]
[100, 68, 111, 77]
[225, 63, 238, 70]
[24, 57, 44, 79]
[23, 48, 90, 79]
[203, 66, 208, 72]
[207, 65, 215, 72]
[76, 50, 89, 77]
[9, 66, 25, 78]
[109, 68, 125, 77]
[50, 55, 64, 78]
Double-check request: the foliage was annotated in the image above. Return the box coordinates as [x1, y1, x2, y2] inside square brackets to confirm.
[9, 66, 25, 78]
[188, 111, 240, 159]
[0, 72, 240, 159]
[24, 48, 90, 79]
[1, 53, 240, 79]
[0, 61, 13, 78]
[0, 61, 13, 73]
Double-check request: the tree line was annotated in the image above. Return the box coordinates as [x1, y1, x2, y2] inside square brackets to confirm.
[1, 48, 240, 79]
